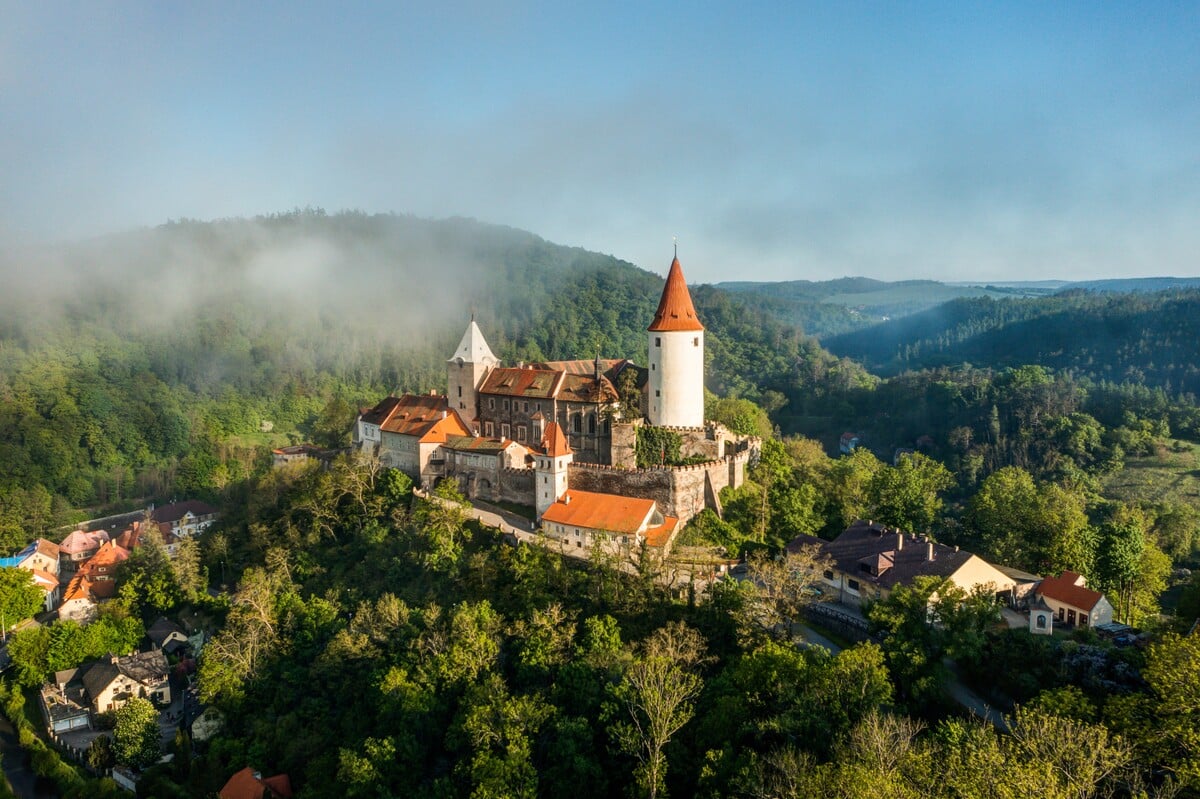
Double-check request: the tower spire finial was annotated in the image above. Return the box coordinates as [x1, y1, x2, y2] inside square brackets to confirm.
[673, 235, 677, 258]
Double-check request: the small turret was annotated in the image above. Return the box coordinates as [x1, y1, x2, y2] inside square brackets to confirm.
[534, 422, 573, 518]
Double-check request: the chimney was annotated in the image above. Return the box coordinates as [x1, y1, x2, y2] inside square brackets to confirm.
[926, 542, 934, 561]
[563, 494, 571, 505]
[440, 410, 447, 419]
[895, 533, 903, 550]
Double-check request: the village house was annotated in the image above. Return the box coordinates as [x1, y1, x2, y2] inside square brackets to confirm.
[40, 650, 172, 733]
[59, 541, 130, 622]
[151, 500, 219, 538]
[0, 538, 64, 612]
[58, 529, 110, 572]
[29, 569, 60, 612]
[77, 650, 172, 712]
[146, 616, 189, 655]
[1034, 571, 1114, 629]
[788, 520, 1017, 608]
[0, 538, 61, 576]
[272, 444, 324, 467]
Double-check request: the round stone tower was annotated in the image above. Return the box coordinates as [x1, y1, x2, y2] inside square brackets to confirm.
[647, 254, 705, 428]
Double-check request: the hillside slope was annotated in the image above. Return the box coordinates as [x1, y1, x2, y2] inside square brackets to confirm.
[824, 290, 1200, 394]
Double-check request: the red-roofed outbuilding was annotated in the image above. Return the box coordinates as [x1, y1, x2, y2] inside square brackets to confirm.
[1035, 571, 1114, 628]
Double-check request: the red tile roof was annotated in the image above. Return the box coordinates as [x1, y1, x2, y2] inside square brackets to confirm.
[62, 573, 94, 604]
[59, 529, 109, 555]
[541, 490, 658, 535]
[541, 423, 573, 457]
[378, 394, 472, 442]
[359, 395, 405, 426]
[480, 367, 563, 398]
[220, 767, 293, 799]
[78, 541, 129, 579]
[648, 256, 704, 332]
[1037, 571, 1105, 612]
[32, 539, 61, 560]
[30, 569, 58, 591]
[642, 517, 679, 548]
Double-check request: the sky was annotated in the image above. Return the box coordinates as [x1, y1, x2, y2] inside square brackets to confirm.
[2, 1, 1198, 284]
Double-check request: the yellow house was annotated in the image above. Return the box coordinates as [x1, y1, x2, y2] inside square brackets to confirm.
[788, 520, 1016, 607]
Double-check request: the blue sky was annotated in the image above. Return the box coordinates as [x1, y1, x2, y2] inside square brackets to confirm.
[2, 1, 1197, 283]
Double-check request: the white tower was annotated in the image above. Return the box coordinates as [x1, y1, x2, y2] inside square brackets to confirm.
[534, 422, 573, 518]
[647, 254, 705, 427]
[447, 317, 499, 432]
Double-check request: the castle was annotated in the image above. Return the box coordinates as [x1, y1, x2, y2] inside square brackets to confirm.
[355, 254, 759, 551]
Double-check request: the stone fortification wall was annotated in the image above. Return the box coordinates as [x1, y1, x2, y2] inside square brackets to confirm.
[569, 452, 751, 527]
[611, 419, 759, 469]
[498, 467, 535, 506]
[610, 421, 639, 469]
[568, 463, 675, 513]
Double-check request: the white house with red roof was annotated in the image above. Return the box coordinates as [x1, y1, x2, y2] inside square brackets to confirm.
[1034, 571, 1114, 628]
[375, 393, 473, 485]
[58, 541, 130, 622]
[541, 489, 679, 555]
[535, 422, 679, 553]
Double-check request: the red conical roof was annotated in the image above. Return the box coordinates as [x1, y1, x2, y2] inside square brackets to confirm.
[648, 256, 704, 332]
[541, 422, 573, 457]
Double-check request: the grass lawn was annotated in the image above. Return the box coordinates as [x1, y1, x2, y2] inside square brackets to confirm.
[226, 430, 299, 449]
[1102, 440, 1200, 506]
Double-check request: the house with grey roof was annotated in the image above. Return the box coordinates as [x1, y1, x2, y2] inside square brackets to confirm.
[788, 519, 1017, 608]
[45, 650, 171, 723]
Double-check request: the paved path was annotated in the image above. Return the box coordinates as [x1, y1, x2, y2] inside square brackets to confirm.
[795, 602, 1009, 730]
[793, 623, 842, 652]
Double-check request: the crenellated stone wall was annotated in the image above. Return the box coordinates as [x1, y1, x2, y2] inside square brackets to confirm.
[568, 448, 754, 527]
[498, 467, 535, 506]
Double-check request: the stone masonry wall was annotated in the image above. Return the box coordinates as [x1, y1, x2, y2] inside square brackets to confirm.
[498, 468, 535, 507]
[610, 421, 639, 469]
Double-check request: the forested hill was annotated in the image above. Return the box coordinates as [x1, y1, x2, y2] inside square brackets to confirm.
[716, 277, 1053, 337]
[822, 289, 1200, 395]
[0, 211, 866, 531]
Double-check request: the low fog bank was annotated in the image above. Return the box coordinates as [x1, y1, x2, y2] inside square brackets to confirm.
[2, 211, 536, 341]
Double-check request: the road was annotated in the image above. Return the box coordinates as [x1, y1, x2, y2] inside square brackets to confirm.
[792, 613, 1009, 731]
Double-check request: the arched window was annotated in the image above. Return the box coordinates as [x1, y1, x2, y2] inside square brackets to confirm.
[588, 414, 596, 435]
[572, 414, 581, 433]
